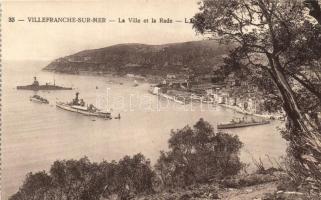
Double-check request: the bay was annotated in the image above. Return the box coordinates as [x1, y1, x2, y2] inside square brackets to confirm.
[2, 60, 287, 199]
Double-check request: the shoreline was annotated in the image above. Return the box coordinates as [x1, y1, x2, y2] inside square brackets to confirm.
[42, 69, 163, 84]
[43, 70, 286, 121]
[218, 104, 285, 121]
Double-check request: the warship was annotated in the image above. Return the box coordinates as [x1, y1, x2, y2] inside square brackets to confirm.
[217, 118, 270, 129]
[30, 95, 49, 104]
[56, 92, 112, 119]
[17, 77, 72, 91]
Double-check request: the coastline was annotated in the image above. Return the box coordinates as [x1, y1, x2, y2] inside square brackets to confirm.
[42, 69, 164, 85]
[218, 104, 285, 121]
[42, 70, 285, 122]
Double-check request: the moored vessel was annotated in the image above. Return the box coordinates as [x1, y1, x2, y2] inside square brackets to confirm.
[30, 95, 49, 104]
[133, 80, 139, 87]
[217, 118, 270, 129]
[17, 77, 72, 91]
[56, 92, 112, 119]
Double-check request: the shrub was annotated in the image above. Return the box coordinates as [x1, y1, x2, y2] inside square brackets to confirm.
[9, 171, 53, 200]
[103, 153, 155, 199]
[155, 118, 244, 187]
[10, 154, 155, 200]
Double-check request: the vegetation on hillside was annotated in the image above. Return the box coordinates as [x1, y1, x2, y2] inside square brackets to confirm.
[155, 118, 244, 188]
[10, 119, 244, 200]
[10, 154, 154, 200]
[43, 41, 231, 76]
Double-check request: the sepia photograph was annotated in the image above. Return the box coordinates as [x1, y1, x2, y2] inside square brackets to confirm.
[2, 0, 321, 199]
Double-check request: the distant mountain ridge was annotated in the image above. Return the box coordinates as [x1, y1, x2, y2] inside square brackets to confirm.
[43, 40, 232, 76]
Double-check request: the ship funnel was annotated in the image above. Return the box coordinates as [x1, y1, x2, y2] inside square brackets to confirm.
[73, 92, 80, 105]
[33, 76, 39, 86]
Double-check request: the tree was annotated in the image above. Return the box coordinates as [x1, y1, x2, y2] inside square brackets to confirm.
[193, 0, 321, 190]
[9, 171, 53, 200]
[305, 0, 321, 24]
[48, 157, 106, 200]
[10, 155, 155, 200]
[111, 153, 155, 199]
[155, 118, 244, 187]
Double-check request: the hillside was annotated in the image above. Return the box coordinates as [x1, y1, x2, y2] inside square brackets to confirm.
[43, 40, 232, 76]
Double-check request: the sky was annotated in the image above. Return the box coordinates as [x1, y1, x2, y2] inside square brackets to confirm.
[2, 0, 204, 61]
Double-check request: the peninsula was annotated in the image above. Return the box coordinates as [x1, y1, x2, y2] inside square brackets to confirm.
[43, 40, 231, 77]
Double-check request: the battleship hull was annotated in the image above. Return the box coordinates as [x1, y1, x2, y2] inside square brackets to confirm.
[56, 103, 111, 119]
[217, 121, 270, 129]
[17, 85, 72, 91]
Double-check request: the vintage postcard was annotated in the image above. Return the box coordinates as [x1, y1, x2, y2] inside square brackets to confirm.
[2, 0, 321, 199]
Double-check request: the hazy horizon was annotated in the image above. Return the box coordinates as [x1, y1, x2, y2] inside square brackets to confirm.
[3, 39, 213, 63]
[3, 0, 204, 61]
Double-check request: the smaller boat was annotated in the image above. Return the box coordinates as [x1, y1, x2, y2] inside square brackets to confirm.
[30, 95, 49, 104]
[218, 118, 270, 129]
[114, 113, 121, 119]
[133, 80, 139, 87]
